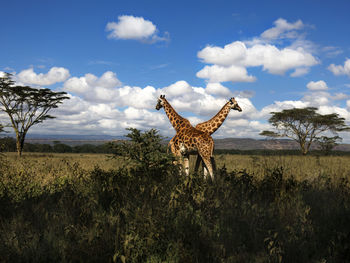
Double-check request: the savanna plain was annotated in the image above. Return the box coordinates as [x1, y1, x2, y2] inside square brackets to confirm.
[1, 143, 350, 262]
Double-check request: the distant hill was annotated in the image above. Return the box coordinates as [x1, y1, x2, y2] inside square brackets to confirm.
[17, 134, 350, 151]
[6, 134, 126, 146]
[213, 138, 350, 151]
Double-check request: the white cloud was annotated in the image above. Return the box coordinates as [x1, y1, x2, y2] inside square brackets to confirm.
[306, 80, 328, 91]
[63, 71, 121, 102]
[259, 100, 310, 119]
[197, 41, 247, 67]
[205, 83, 231, 97]
[246, 44, 318, 75]
[162, 81, 193, 97]
[196, 64, 256, 83]
[17, 67, 70, 86]
[106, 15, 169, 43]
[302, 92, 329, 106]
[318, 105, 350, 120]
[197, 18, 318, 83]
[261, 18, 304, 40]
[197, 41, 318, 82]
[332, 93, 348, 101]
[4, 69, 350, 142]
[290, 67, 310, 77]
[322, 46, 343, 58]
[328, 58, 350, 77]
[117, 85, 157, 109]
[347, 100, 350, 109]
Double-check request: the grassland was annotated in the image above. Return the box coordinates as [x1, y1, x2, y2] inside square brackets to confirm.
[1, 149, 350, 262]
[4, 152, 350, 182]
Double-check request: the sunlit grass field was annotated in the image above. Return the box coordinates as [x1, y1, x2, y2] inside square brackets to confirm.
[1, 150, 350, 262]
[4, 152, 350, 183]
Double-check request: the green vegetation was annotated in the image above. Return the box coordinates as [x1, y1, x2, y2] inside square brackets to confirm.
[0, 136, 115, 154]
[316, 135, 342, 155]
[1, 129, 350, 262]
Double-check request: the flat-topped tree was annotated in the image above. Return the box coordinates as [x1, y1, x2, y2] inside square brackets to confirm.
[0, 73, 69, 156]
[260, 107, 350, 155]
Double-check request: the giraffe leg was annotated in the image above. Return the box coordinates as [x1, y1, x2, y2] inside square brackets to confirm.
[183, 154, 190, 176]
[194, 154, 202, 173]
[201, 157, 213, 180]
[198, 150, 214, 180]
[203, 165, 208, 177]
[170, 140, 179, 166]
[211, 157, 217, 172]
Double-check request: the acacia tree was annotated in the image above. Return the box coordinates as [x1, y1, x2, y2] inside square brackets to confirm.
[260, 107, 350, 155]
[0, 73, 69, 156]
[316, 135, 342, 155]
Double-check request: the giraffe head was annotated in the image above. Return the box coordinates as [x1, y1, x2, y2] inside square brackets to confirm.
[155, 95, 166, 110]
[229, 97, 242, 112]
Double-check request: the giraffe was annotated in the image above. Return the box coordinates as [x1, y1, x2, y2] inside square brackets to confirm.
[195, 97, 242, 134]
[167, 97, 242, 173]
[155, 95, 215, 179]
[193, 97, 242, 172]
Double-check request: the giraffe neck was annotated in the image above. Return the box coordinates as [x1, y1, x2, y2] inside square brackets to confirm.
[195, 102, 231, 135]
[163, 99, 191, 132]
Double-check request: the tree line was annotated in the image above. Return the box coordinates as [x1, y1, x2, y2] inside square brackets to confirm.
[0, 137, 115, 154]
[1, 136, 350, 156]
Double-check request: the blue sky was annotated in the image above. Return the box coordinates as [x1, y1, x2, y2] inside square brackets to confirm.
[1, 0, 350, 141]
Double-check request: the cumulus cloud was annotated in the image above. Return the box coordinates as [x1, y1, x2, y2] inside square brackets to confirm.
[61, 74, 255, 136]
[290, 67, 310, 77]
[260, 18, 304, 40]
[16, 67, 70, 86]
[162, 80, 193, 97]
[258, 100, 310, 119]
[197, 41, 318, 78]
[106, 15, 169, 43]
[306, 80, 328, 91]
[63, 71, 121, 102]
[197, 18, 318, 83]
[197, 64, 256, 83]
[117, 85, 158, 109]
[328, 58, 350, 77]
[205, 83, 231, 97]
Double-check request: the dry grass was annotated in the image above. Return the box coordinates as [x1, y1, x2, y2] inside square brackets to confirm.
[3, 152, 350, 185]
[2, 152, 120, 188]
[1, 151, 350, 262]
[192, 154, 350, 182]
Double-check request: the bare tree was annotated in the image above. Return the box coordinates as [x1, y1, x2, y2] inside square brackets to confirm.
[0, 73, 69, 156]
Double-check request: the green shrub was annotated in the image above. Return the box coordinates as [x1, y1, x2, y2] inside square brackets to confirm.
[0, 129, 350, 262]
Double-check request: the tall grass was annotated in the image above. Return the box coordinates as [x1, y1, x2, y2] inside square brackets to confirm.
[1, 141, 350, 262]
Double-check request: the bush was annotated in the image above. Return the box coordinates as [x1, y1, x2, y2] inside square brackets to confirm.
[0, 129, 350, 262]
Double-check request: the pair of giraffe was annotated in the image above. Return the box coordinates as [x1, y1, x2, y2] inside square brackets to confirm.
[155, 95, 242, 179]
